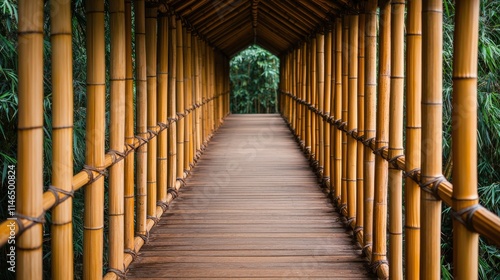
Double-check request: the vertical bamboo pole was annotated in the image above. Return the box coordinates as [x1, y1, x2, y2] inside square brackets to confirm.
[194, 38, 202, 159]
[168, 15, 178, 190]
[347, 15, 358, 228]
[452, 1, 480, 279]
[317, 33, 325, 178]
[324, 27, 333, 189]
[176, 19, 185, 179]
[305, 40, 312, 155]
[301, 43, 307, 143]
[17, 1, 44, 279]
[333, 18, 342, 203]
[124, 0, 135, 256]
[50, 0, 73, 278]
[134, 0, 148, 240]
[311, 37, 318, 164]
[372, 2, 390, 278]
[184, 30, 192, 172]
[201, 41, 207, 144]
[84, 0, 105, 278]
[329, 25, 336, 196]
[405, 0, 422, 277]
[421, 1, 443, 278]
[363, 0, 378, 258]
[341, 17, 349, 212]
[356, 13, 365, 244]
[108, 0, 126, 275]
[157, 13, 169, 204]
[389, 1, 405, 278]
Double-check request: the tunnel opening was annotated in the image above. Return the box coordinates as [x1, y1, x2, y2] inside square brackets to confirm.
[229, 45, 280, 114]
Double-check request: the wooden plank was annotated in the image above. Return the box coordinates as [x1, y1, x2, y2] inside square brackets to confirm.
[127, 114, 374, 279]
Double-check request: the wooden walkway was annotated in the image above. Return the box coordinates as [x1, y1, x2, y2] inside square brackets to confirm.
[127, 114, 374, 279]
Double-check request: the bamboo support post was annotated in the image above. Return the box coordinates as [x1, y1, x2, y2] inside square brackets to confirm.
[341, 17, 348, 212]
[183, 29, 191, 172]
[168, 15, 178, 190]
[324, 27, 333, 190]
[124, 0, 135, 257]
[301, 43, 307, 143]
[83, 0, 106, 279]
[388, 1, 405, 278]
[452, 1, 480, 279]
[405, 0, 422, 278]
[317, 33, 325, 176]
[16, 1, 44, 279]
[50, 0, 74, 278]
[363, 0, 377, 257]
[311, 37, 318, 164]
[356, 12, 365, 244]
[421, 1, 443, 278]
[157, 12, 169, 205]
[347, 15, 358, 228]
[108, 0, 126, 276]
[134, 0, 148, 240]
[372, 2, 390, 278]
[176, 19, 185, 179]
[305, 40, 312, 154]
[333, 18, 342, 203]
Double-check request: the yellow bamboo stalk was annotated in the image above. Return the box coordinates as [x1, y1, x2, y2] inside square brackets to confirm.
[134, 0, 148, 239]
[356, 12, 365, 244]
[305, 40, 312, 155]
[363, 0, 377, 256]
[176, 19, 185, 179]
[194, 37, 202, 159]
[124, 0, 135, 256]
[347, 15, 358, 228]
[452, 1, 480, 279]
[341, 17, 349, 212]
[108, 0, 126, 275]
[405, 0, 422, 278]
[17, 1, 44, 279]
[83, 0, 105, 278]
[324, 27, 333, 189]
[372, 2, 390, 278]
[50, 0, 73, 278]
[389, 1, 405, 278]
[317, 33, 325, 178]
[301, 43, 307, 143]
[421, 1, 443, 278]
[157, 13, 169, 205]
[311, 37, 318, 163]
[168, 15, 178, 190]
[333, 18, 342, 203]
[184, 30, 192, 172]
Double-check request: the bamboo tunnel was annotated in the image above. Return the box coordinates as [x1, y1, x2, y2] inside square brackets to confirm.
[83, 0, 106, 278]
[108, 0, 126, 276]
[388, 1, 405, 278]
[50, 0, 74, 278]
[405, 0, 422, 278]
[452, 1, 480, 279]
[421, 0, 444, 278]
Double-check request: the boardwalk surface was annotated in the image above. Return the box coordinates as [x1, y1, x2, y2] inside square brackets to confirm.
[127, 114, 374, 279]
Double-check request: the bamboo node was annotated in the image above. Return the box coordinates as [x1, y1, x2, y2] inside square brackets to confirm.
[451, 204, 482, 232]
[168, 187, 179, 199]
[47, 185, 75, 206]
[156, 201, 169, 212]
[107, 267, 128, 279]
[388, 154, 404, 169]
[420, 175, 446, 199]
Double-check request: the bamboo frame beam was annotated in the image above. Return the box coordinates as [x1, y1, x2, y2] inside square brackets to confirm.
[421, 1, 443, 278]
[372, 2, 390, 278]
[124, 0, 135, 258]
[405, 0, 422, 278]
[17, 1, 44, 279]
[108, 0, 126, 276]
[83, 0, 106, 278]
[363, 0, 377, 257]
[389, 1, 404, 278]
[452, 1, 480, 279]
[135, 0, 148, 242]
[50, 0, 73, 278]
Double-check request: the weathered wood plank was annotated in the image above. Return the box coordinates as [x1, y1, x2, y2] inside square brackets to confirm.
[127, 114, 374, 279]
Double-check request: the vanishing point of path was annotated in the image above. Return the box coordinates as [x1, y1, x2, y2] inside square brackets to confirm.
[127, 114, 374, 279]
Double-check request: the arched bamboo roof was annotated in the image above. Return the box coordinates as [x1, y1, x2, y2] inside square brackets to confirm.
[163, 0, 357, 56]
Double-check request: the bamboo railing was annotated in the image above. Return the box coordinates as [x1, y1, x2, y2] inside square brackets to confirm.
[4, 1, 229, 279]
[279, 1, 500, 279]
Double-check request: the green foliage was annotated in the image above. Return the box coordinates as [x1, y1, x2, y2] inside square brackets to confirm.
[230, 45, 280, 113]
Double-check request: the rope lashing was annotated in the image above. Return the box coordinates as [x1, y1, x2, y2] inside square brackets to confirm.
[420, 175, 446, 199]
[83, 164, 108, 184]
[451, 204, 482, 232]
[47, 184, 75, 206]
[168, 187, 179, 199]
[156, 201, 169, 212]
